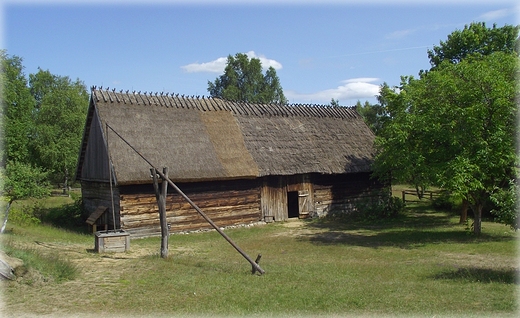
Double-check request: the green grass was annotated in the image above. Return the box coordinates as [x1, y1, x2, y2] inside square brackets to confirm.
[1, 200, 518, 317]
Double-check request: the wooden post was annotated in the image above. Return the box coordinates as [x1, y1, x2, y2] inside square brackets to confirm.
[402, 191, 405, 203]
[152, 167, 169, 258]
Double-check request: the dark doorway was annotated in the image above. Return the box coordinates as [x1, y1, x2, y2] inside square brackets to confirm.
[287, 191, 299, 218]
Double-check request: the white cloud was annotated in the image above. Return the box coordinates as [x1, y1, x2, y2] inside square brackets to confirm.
[181, 51, 282, 73]
[285, 78, 380, 105]
[386, 28, 415, 40]
[478, 8, 515, 21]
[181, 56, 228, 73]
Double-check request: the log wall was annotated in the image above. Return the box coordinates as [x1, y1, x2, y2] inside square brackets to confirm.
[119, 179, 262, 237]
[312, 172, 386, 217]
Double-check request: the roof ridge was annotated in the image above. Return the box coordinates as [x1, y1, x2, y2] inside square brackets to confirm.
[90, 87, 359, 119]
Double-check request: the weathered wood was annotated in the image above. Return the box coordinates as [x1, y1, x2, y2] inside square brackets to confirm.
[119, 179, 261, 235]
[252, 254, 262, 274]
[151, 167, 169, 259]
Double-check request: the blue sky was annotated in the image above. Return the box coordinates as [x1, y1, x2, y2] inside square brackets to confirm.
[2, 1, 519, 105]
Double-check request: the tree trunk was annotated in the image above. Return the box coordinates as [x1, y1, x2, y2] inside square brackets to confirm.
[0, 201, 13, 234]
[472, 203, 483, 235]
[459, 198, 468, 224]
[63, 168, 69, 196]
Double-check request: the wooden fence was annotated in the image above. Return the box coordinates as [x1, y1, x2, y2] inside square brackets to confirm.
[401, 189, 445, 202]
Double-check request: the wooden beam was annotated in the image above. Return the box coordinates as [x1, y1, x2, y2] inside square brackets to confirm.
[151, 167, 169, 259]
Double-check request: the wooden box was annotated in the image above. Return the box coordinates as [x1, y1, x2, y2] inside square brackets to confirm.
[95, 230, 130, 253]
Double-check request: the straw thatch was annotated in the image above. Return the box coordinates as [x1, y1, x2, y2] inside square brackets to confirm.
[76, 88, 376, 185]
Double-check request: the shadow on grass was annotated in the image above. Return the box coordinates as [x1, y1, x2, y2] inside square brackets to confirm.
[300, 228, 513, 249]
[308, 202, 456, 232]
[431, 267, 519, 284]
[300, 203, 514, 248]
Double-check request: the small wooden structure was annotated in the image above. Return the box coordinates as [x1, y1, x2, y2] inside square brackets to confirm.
[85, 206, 108, 233]
[94, 230, 130, 253]
[75, 88, 386, 237]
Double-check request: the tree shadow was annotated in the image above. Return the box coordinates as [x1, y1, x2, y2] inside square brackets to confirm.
[299, 203, 515, 249]
[307, 201, 455, 232]
[299, 228, 513, 249]
[431, 267, 519, 284]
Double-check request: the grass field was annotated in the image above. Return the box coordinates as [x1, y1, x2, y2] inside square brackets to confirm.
[0, 197, 518, 317]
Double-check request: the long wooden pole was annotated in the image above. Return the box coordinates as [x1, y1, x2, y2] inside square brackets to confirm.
[106, 123, 265, 275]
[151, 167, 169, 259]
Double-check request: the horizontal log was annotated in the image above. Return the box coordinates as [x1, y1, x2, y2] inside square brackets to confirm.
[121, 205, 261, 226]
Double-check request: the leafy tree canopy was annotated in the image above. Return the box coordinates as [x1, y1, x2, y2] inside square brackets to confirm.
[0, 50, 35, 165]
[427, 22, 520, 69]
[208, 53, 287, 104]
[28, 68, 89, 187]
[374, 22, 519, 234]
[355, 100, 385, 136]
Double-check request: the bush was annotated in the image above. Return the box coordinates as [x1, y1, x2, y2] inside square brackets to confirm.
[43, 198, 86, 231]
[8, 204, 42, 227]
[354, 190, 405, 221]
[490, 181, 518, 230]
[432, 191, 455, 211]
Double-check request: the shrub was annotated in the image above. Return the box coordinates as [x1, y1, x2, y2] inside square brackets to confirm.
[8, 204, 42, 227]
[353, 190, 405, 221]
[43, 198, 85, 231]
[490, 181, 518, 230]
[432, 191, 454, 211]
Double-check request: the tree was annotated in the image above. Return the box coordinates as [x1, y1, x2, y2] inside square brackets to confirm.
[0, 161, 50, 233]
[374, 52, 518, 234]
[355, 100, 385, 135]
[208, 53, 287, 104]
[0, 52, 47, 233]
[28, 69, 89, 190]
[0, 51, 35, 166]
[427, 22, 520, 69]
[373, 79, 433, 199]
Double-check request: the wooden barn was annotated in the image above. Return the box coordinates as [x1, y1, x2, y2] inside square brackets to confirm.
[75, 88, 385, 237]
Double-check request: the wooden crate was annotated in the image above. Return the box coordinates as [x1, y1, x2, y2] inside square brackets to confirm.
[95, 230, 130, 253]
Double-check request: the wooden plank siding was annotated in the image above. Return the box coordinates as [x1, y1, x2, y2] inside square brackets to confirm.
[81, 172, 384, 238]
[261, 176, 287, 222]
[118, 179, 262, 237]
[260, 174, 315, 221]
[312, 172, 385, 217]
[81, 181, 121, 230]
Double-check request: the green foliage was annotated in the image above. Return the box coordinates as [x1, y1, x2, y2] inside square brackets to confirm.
[328, 190, 405, 221]
[355, 190, 405, 220]
[373, 78, 433, 193]
[0, 50, 36, 165]
[427, 22, 520, 69]
[355, 100, 385, 135]
[43, 198, 85, 231]
[374, 28, 519, 234]
[431, 191, 460, 212]
[6, 204, 42, 227]
[1, 161, 50, 201]
[490, 181, 518, 230]
[28, 68, 89, 186]
[208, 53, 287, 104]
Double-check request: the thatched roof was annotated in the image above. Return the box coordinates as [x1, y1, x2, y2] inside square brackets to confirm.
[76, 88, 376, 185]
